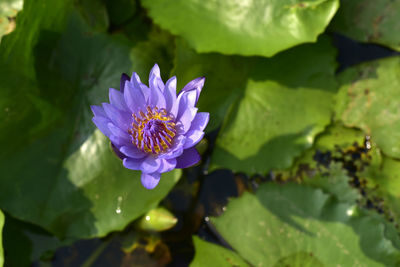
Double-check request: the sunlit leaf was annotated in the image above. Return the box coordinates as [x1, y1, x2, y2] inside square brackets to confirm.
[142, 0, 339, 57]
[335, 56, 400, 159]
[212, 183, 400, 266]
[210, 36, 337, 174]
[190, 236, 250, 267]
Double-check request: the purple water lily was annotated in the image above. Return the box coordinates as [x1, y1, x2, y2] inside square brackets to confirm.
[91, 64, 209, 189]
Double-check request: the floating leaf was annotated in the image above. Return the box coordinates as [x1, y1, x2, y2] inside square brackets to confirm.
[173, 39, 250, 131]
[0, 0, 179, 239]
[331, 0, 400, 52]
[142, 0, 339, 57]
[190, 236, 249, 267]
[336, 56, 400, 159]
[212, 183, 400, 266]
[210, 37, 337, 174]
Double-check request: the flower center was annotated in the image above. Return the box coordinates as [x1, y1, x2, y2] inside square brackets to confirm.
[128, 106, 176, 154]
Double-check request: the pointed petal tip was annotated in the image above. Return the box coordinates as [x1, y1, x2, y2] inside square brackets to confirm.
[152, 63, 160, 71]
[91, 104, 106, 117]
[120, 73, 130, 92]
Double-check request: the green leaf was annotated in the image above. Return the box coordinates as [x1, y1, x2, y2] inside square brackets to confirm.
[330, 0, 400, 52]
[173, 39, 251, 131]
[361, 155, 400, 228]
[0, 0, 179, 239]
[211, 183, 400, 266]
[210, 36, 337, 174]
[75, 0, 109, 32]
[142, 0, 339, 57]
[104, 0, 136, 26]
[0, 0, 23, 42]
[335, 56, 400, 159]
[0, 210, 3, 267]
[190, 236, 250, 267]
[3, 215, 63, 266]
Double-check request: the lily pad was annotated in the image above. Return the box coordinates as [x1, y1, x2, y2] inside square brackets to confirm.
[0, 0, 179, 239]
[210, 36, 337, 174]
[335, 56, 400, 159]
[190, 236, 250, 267]
[173, 39, 251, 131]
[330, 0, 400, 52]
[211, 183, 400, 266]
[142, 0, 339, 57]
[361, 155, 400, 228]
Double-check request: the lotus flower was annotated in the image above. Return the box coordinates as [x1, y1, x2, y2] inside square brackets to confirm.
[91, 64, 209, 189]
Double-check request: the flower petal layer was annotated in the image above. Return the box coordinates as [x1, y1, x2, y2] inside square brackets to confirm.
[91, 64, 209, 190]
[124, 81, 146, 113]
[109, 88, 128, 111]
[181, 77, 205, 104]
[176, 147, 201, 168]
[164, 76, 177, 112]
[149, 64, 164, 92]
[141, 172, 161, 190]
[120, 73, 130, 93]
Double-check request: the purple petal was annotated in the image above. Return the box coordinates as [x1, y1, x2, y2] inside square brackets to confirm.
[158, 135, 186, 159]
[140, 156, 161, 173]
[123, 158, 143, 170]
[189, 112, 209, 132]
[131, 72, 142, 86]
[92, 117, 112, 137]
[102, 103, 131, 131]
[120, 145, 146, 159]
[129, 72, 150, 101]
[107, 123, 131, 146]
[120, 73, 130, 93]
[111, 143, 125, 160]
[157, 158, 177, 173]
[183, 130, 204, 149]
[181, 77, 205, 104]
[140, 84, 150, 102]
[177, 107, 198, 134]
[148, 82, 166, 109]
[109, 88, 128, 111]
[176, 90, 197, 121]
[141, 172, 161, 190]
[175, 147, 201, 169]
[91, 105, 107, 118]
[169, 91, 183, 118]
[124, 81, 146, 113]
[164, 76, 177, 112]
[149, 64, 165, 92]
